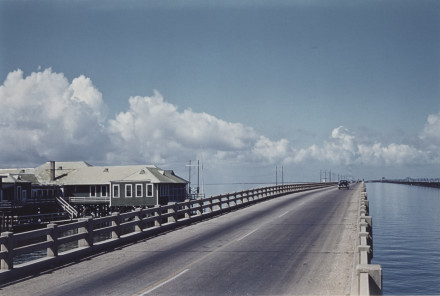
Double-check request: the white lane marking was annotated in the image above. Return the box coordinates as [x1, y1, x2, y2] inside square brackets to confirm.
[237, 227, 259, 241]
[139, 269, 189, 295]
[278, 211, 289, 218]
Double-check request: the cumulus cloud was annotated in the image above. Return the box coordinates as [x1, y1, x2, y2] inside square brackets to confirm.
[290, 126, 434, 166]
[252, 136, 290, 163]
[106, 91, 268, 164]
[1, 68, 439, 174]
[0, 69, 109, 165]
[0, 69, 286, 167]
[420, 112, 440, 150]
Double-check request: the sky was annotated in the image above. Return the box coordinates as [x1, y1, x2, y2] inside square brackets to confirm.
[1, 0, 439, 195]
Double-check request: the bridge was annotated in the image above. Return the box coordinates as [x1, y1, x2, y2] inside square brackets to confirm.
[0, 182, 380, 295]
[368, 178, 440, 188]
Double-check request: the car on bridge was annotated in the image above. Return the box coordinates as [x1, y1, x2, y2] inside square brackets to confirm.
[338, 180, 349, 190]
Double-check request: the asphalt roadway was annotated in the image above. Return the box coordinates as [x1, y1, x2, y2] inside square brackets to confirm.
[1, 183, 360, 296]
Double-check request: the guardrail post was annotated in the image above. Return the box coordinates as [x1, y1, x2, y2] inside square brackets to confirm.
[184, 199, 191, 218]
[168, 202, 176, 223]
[47, 223, 59, 257]
[224, 194, 230, 210]
[196, 198, 203, 215]
[205, 198, 212, 214]
[1, 231, 13, 270]
[154, 205, 161, 227]
[357, 264, 382, 295]
[111, 212, 120, 239]
[231, 193, 237, 207]
[79, 217, 94, 247]
[135, 208, 143, 232]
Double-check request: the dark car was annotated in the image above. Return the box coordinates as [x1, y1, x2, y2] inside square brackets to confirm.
[338, 180, 349, 190]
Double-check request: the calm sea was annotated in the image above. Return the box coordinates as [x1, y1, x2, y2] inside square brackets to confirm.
[367, 183, 440, 295]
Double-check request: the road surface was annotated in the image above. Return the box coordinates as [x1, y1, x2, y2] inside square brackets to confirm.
[0, 184, 360, 295]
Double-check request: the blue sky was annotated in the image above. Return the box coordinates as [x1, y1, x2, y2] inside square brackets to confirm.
[1, 0, 439, 195]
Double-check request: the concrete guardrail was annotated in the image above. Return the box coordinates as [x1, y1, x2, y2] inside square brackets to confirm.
[352, 182, 382, 296]
[0, 182, 333, 283]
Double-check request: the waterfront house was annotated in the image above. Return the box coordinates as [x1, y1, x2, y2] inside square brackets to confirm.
[0, 173, 32, 204]
[1, 161, 188, 209]
[33, 161, 188, 207]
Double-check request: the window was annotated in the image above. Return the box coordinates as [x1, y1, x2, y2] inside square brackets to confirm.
[147, 184, 153, 197]
[90, 185, 96, 197]
[102, 185, 108, 197]
[126, 184, 132, 198]
[136, 184, 143, 197]
[113, 185, 120, 198]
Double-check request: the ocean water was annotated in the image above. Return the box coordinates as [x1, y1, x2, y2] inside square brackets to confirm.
[367, 183, 440, 295]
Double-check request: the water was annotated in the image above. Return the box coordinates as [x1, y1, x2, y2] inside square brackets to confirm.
[367, 183, 440, 295]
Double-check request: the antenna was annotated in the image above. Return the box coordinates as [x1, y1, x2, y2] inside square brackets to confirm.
[185, 159, 204, 198]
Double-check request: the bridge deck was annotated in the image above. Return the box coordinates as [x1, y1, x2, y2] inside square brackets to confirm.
[0, 184, 361, 296]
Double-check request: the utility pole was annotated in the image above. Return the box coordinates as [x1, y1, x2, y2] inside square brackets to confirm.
[185, 160, 204, 198]
[282, 166, 284, 185]
[188, 160, 191, 195]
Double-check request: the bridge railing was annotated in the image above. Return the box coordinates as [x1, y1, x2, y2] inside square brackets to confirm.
[353, 182, 382, 296]
[0, 182, 334, 282]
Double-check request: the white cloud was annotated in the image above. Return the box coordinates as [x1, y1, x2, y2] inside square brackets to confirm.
[106, 91, 266, 164]
[252, 136, 290, 163]
[290, 126, 435, 166]
[420, 112, 440, 150]
[0, 69, 109, 165]
[1, 68, 438, 177]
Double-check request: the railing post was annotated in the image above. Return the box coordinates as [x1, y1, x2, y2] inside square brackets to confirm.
[1, 232, 13, 270]
[154, 205, 162, 227]
[231, 193, 237, 207]
[184, 199, 191, 218]
[196, 198, 203, 215]
[214, 196, 221, 211]
[47, 223, 59, 257]
[204, 198, 212, 214]
[135, 208, 142, 232]
[79, 217, 94, 247]
[224, 194, 230, 209]
[167, 202, 176, 223]
[111, 212, 120, 239]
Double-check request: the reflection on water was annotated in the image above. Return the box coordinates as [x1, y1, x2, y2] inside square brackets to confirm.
[367, 183, 440, 295]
